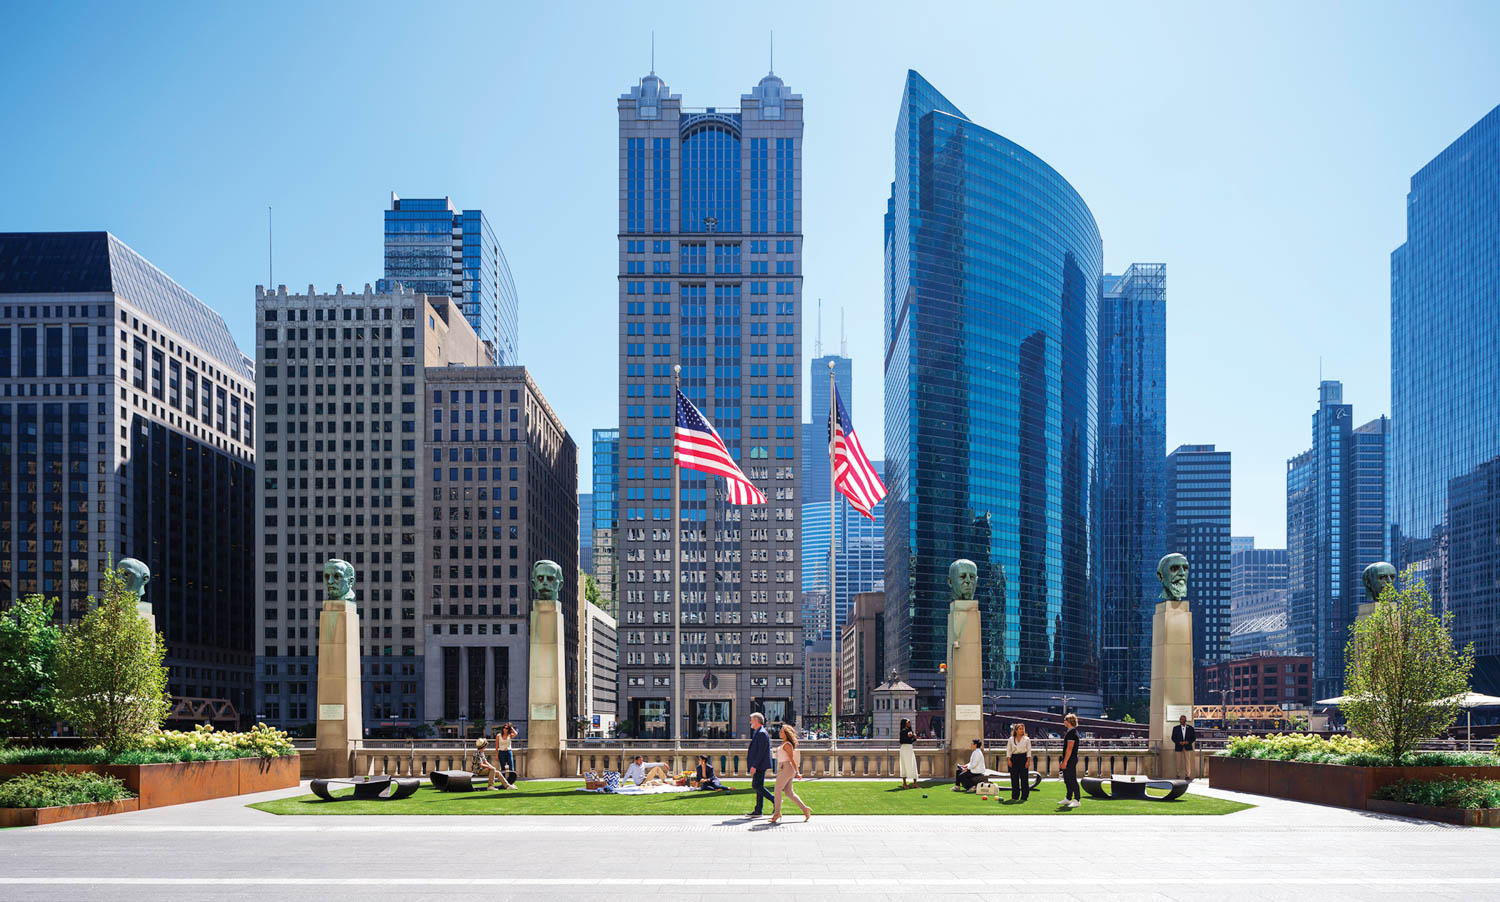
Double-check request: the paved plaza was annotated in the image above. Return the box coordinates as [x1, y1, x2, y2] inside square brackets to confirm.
[1, 781, 1496, 901]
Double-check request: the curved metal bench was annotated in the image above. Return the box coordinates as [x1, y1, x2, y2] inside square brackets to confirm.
[310, 776, 420, 802]
[1081, 774, 1189, 801]
[430, 770, 476, 792]
[979, 769, 1043, 791]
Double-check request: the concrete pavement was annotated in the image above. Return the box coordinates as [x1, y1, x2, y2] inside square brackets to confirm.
[0, 780, 1495, 901]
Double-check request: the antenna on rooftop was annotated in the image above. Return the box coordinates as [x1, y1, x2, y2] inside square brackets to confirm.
[841, 306, 847, 357]
[770, 30, 774, 75]
[267, 206, 273, 288]
[651, 30, 655, 75]
[815, 298, 823, 357]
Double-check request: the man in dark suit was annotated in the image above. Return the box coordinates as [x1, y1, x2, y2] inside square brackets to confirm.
[745, 711, 775, 816]
[1171, 714, 1197, 779]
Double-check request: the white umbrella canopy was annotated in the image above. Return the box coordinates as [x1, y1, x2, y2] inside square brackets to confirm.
[1441, 692, 1500, 709]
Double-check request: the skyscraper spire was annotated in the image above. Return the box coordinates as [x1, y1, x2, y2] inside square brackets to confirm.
[816, 298, 823, 356]
[769, 30, 774, 75]
[650, 30, 655, 75]
[841, 306, 846, 357]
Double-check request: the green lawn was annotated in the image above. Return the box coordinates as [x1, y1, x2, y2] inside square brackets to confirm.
[249, 778, 1251, 817]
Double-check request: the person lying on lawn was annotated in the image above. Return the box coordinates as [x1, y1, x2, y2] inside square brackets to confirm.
[623, 755, 670, 786]
[690, 755, 727, 791]
[473, 738, 515, 790]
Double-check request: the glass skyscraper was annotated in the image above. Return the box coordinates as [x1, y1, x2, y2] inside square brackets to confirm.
[803, 353, 852, 505]
[883, 71, 1101, 713]
[801, 462, 886, 643]
[1391, 103, 1500, 692]
[1096, 264, 1167, 711]
[380, 195, 519, 365]
[1284, 381, 1389, 699]
[616, 70, 804, 738]
[591, 428, 619, 612]
[1165, 444, 1231, 685]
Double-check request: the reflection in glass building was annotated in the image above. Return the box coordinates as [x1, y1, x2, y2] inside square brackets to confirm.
[1391, 103, 1500, 693]
[591, 428, 619, 612]
[883, 72, 1101, 714]
[379, 195, 519, 366]
[0, 232, 257, 724]
[1165, 444, 1231, 683]
[1096, 265, 1166, 711]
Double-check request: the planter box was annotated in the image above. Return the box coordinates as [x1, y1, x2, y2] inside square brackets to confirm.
[0, 798, 140, 828]
[1367, 797, 1500, 827]
[0, 755, 299, 810]
[1211, 756, 1500, 811]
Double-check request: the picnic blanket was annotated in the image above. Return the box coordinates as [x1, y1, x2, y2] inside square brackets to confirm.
[574, 782, 696, 795]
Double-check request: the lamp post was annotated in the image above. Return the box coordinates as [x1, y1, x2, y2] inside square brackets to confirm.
[1051, 695, 1076, 718]
[1219, 689, 1233, 733]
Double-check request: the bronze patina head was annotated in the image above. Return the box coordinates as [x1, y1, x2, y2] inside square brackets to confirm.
[1157, 553, 1189, 601]
[323, 559, 356, 601]
[118, 558, 151, 601]
[532, 560, 563, 600]
[948, 559, 978, 601]
[1362, 562, 1397, 603]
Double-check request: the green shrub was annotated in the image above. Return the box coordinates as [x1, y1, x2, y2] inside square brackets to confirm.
[0, 772, 132, 808]
[0, 724, 297, 765]
[1220, 734, 1500, 767]
[1374, 778, 1500, 810]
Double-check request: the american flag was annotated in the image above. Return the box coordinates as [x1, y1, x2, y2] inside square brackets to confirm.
[830, 386, 887, 519]
[673, 388, 767, 505]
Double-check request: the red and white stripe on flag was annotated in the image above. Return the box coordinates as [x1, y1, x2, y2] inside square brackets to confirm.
[673, 388, 767, 505]
[832, 387, 887, 519]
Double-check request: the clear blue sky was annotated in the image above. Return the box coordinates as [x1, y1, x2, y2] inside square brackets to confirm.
[4, 1, 1498, 547]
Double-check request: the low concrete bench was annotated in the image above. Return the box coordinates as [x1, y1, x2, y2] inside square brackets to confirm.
[430, 770, 476, 792]
[1081, 774, 1189, 801]
[310, 775, 420, 802]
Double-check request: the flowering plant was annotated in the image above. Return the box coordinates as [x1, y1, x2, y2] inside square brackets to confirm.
[138, 723, 296, 759]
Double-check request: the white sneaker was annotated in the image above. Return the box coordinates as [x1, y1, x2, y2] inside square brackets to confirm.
[1069, 800, 1080, 809]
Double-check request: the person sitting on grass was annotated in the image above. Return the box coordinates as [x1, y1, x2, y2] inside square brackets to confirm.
[952, 738, 987, 792]
[690, 755, 727, 791]
[473, 738, 515, 790]
[622, 755, 670, 786]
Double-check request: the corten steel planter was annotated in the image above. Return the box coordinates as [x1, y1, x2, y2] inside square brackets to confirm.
[1210, 756, 1500, 811]
[0, 798, 141, 828]
[1366, 798, 1500, 827]
[0, 755, 299, 810]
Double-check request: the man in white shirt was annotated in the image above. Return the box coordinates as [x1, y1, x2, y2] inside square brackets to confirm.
[952, 739, 988, 792]
[622, 755, 669, 786]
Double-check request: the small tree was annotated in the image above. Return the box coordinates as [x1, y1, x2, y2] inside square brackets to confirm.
[583, 573, 606, 610]
[0, 595, 62, 738]
[54, 568, 170, 753]
[1343, 567, 1474, 764]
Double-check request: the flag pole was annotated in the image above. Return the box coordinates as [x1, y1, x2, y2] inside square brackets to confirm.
[672, 363, 682, 771]
[828, 360, 838, 753]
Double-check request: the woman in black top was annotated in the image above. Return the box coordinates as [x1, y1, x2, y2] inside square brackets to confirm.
[691, 755, 726, 791]
[1059, 712, 1081, 808]
[898, 718, 918, 788]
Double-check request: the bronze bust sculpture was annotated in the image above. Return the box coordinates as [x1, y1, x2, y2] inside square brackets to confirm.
[1362, 561, 1397, 603]
[323, 559, 356, 603]
[1157, 553, 1189, 601]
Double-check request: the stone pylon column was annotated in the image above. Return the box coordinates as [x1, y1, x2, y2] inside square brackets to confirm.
[943, 559, 984, 769]
[315, 559, 363, 778]
[526, 560, 568, 778]
[1148, 599, 1194, 775]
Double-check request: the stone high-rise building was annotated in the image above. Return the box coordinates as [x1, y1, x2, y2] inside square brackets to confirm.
[616, 68, 804, 739]
[0, 232, 257, 721]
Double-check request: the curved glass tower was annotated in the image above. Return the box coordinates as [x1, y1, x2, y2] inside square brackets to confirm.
[883, 71, 1102, 713]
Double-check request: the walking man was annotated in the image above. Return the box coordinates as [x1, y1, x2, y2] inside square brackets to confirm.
[1171, 714, 1197, 780]
[745, 711, 775, 817]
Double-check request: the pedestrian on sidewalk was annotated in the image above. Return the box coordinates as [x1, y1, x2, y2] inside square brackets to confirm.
[898, 718, 918, 788]
[769, 723, 811, 824]
[1059, 713, 1081, 809]
[745, 711, 775, 817]
[1006, 722, 1032, 802]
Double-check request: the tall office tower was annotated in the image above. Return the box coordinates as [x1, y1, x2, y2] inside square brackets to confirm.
[1391, 104, 1500, 692]
[884, 71, 1101, 713]
[1165, 444, 1231, 682]
[1229, 541, 1291, 657]
[839, 590, 884, 716]
[803, 352, 852, 505]
[0, 232, 256, 720]
[254, 284, 488, 731]
[616, 70, 804, 739]
[423, 366, 577, 734]
[591, 428, 619, 612]
[801, 460, 886, 642]
[578, 494, 594, 573]
[580, 600, 618, 732]
[1285, 381, 1388, 698]
[380, 195, 519, 365]
[1096, 264, 1167, 711]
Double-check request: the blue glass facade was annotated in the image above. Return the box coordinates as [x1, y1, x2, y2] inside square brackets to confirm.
[802, 354, 852, 506]
[1096, 265, 1167, 709]
[381, 196, 519, 365]
[801, 462, 886, 643]
[1390, 103, 1500, 691]
[883, 72, 1101, 711]
[1165, 444, 1231, 683]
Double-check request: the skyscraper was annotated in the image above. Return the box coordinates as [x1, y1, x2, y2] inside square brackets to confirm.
[1096, 264, 1167, 711]
[616, 69, 804, 738]
[0, 232, 256, 721]
[803, 352, 851, 505]
[884, 71, 1101, 713]
[1391, 103, 1500, 692]
[591, 427, 619, 612]
[1285, 381, 1388, 699]
[380, 195, 519, 365]
[1229, 541, 1292, 657]
[1165, 444, 1231, 682]
[801, 461, 886, 642]
[578, 493, 594, 573]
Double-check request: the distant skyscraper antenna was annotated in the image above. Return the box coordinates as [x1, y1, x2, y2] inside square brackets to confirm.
[815, 298, 823, 357]
[650, 30, 655, 74]
[770, 30, 774, 74]
[841, 306, 847, 357]
[267, 206, 273, 288]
